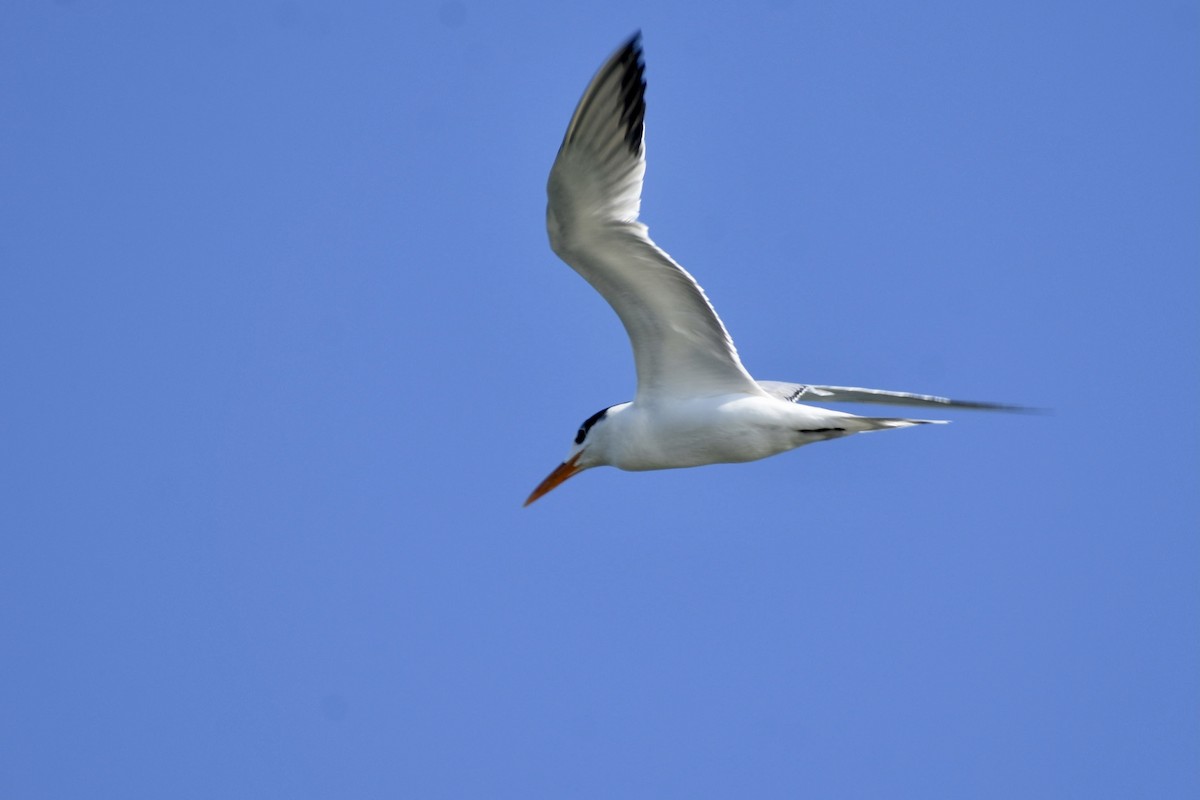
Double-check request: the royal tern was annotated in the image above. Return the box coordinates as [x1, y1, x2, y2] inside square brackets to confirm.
[526, 33, 1015, 506]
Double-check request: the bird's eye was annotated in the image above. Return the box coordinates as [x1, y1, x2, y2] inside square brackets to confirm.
[574, 427, 587, 445]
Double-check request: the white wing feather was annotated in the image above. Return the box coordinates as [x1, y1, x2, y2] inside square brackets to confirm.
[547, 33, 762, 403]
[758, 381, 1030, 412]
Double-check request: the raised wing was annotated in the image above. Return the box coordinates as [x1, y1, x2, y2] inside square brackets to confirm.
[547, 33, 762, 402]
[758, 381, 1030, 412]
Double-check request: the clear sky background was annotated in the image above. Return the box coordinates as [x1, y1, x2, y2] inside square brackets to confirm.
[3, 1, 1198, 797]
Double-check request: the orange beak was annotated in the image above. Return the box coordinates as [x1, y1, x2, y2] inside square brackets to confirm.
[524, 454, 583, 506]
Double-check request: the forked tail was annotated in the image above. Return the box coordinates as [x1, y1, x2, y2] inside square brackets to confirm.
[851, 417, 949, 432]
[794, 416, 947, 444]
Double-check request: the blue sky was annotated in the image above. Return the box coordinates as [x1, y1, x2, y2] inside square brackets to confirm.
[2, 1, 1197, 797]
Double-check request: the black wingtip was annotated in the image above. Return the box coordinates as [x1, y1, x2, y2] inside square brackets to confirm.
[560, 32, 648, 156]
[613, 33, 646, 153]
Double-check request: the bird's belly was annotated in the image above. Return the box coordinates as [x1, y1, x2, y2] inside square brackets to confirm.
[610, 399, 799, 471]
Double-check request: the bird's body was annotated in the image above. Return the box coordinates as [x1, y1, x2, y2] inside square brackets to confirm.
[525, 33, 1015, 505]
[584, 396, 925, 473]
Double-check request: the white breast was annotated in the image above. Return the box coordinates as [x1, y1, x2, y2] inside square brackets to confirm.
[603, 395, 813, 471]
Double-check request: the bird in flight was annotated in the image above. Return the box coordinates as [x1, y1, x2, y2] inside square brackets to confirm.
[526, 32, 1016, 506]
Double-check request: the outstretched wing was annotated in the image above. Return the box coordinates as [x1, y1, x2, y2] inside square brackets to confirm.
[547, 33, 763, 402]
[758, 381, 1030, 412]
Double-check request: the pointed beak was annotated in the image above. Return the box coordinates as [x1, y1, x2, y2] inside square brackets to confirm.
[524, 453, 583, 507]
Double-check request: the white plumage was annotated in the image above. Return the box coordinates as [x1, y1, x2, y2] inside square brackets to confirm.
[526, 33, 1015, 506]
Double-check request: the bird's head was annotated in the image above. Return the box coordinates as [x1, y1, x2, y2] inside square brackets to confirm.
[524, 404, 618, 506]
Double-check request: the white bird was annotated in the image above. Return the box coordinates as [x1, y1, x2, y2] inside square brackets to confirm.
[526, 33, 1017, 506]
